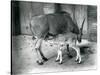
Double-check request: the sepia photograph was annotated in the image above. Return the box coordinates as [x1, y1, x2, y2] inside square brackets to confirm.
[11, 0, 97, 74]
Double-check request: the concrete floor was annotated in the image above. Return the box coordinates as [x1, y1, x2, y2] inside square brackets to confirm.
[12, 35, 97, 75]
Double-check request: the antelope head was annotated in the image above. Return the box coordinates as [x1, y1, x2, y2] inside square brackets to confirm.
[74, 18, 85, 43]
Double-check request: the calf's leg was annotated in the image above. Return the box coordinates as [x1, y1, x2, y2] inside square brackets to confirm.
[72, 46, 81, 64]
[55, 50, 60, 62]
[55, 50, 63, 64]
[59, 50, 63, 64]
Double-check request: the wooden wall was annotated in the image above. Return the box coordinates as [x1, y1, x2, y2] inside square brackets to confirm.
[61, 4, 74, 20]
[43, 3, 55, 14]
[19, 1, 44, 35]
[19, 2, 56, 35]
[12, 1, 96, 39]
[88, 6, 97, 41]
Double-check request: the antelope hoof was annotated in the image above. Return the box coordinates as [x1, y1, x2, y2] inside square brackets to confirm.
[36, 60, 44, 65]
[77, 60, 82, 64]
[55, 59, 59, 62]
[43, 57, 48, 62]
[77, 61, 82, 64]
[58, 62, 63, 65]
[75, 59, 79, 62]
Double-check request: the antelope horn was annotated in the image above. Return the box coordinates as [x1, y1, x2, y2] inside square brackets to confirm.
[74, 16, 78, 26]
[78, 18, 85, 43]
[80, 18, 85, 30]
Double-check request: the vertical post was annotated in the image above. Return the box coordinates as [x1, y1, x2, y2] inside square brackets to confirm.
[11, 1, 21, 35]
[55, 3, 62, 13]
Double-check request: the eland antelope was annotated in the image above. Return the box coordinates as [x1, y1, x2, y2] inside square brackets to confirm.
[30, 11, 85, 65]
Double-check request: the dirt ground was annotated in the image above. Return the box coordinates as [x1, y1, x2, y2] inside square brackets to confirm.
[12, 35, 97, 75]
